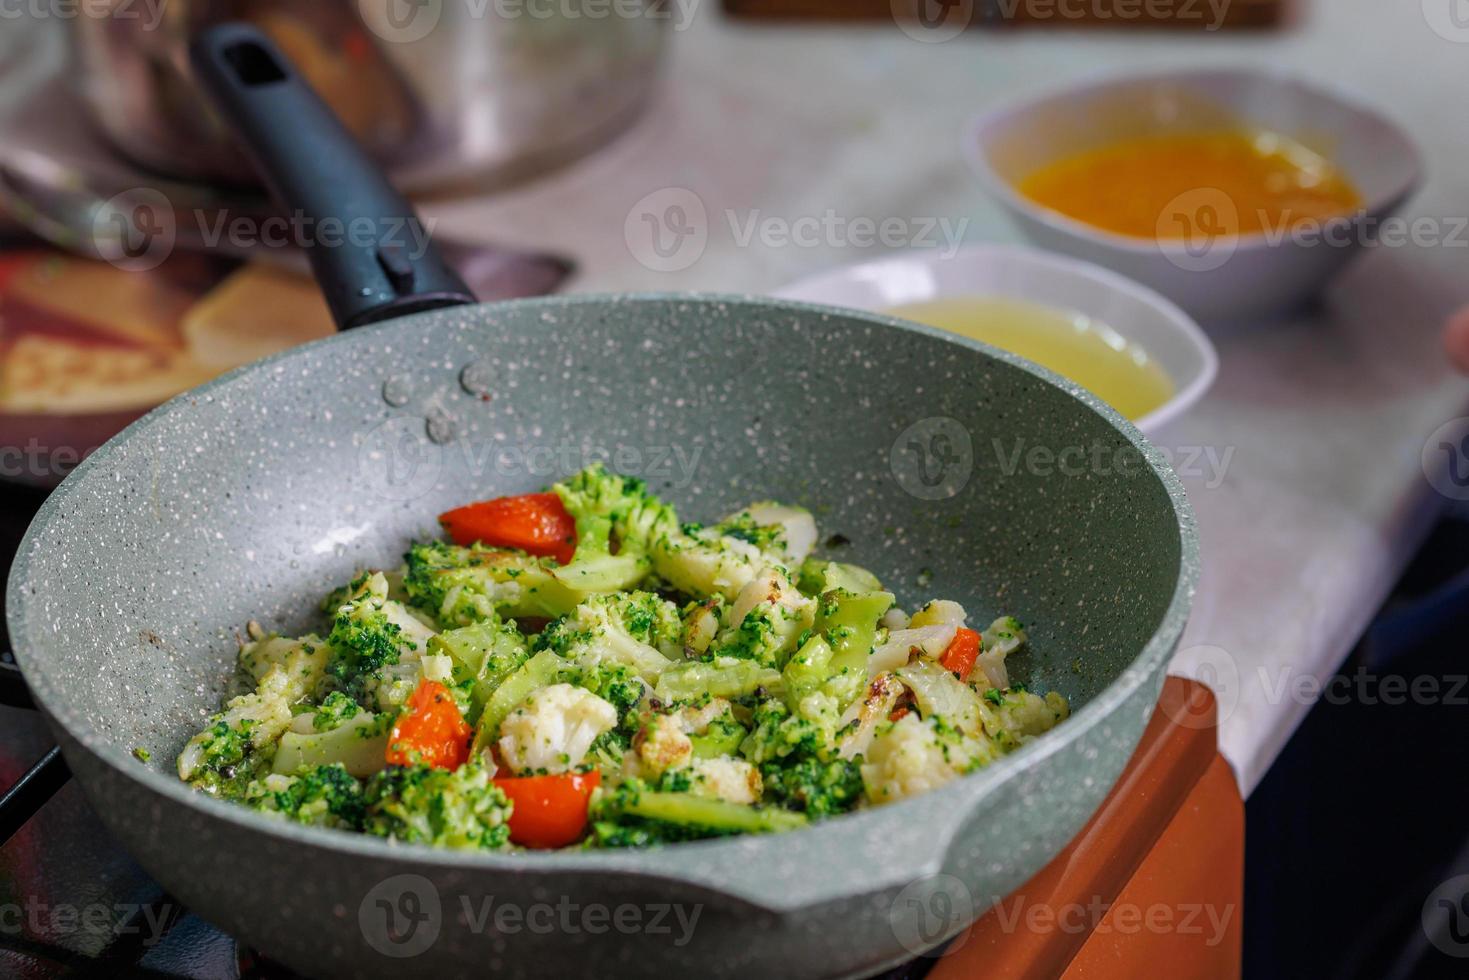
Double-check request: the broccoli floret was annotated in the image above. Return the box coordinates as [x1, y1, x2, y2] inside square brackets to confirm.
[363, 757, 513, 851]
[740, 698, 832, 766]
[180, 717, 269, 798]
[587, 727, 631, 777]
[552, 464, 680, 561]
[711, 511, 787, 552]
[403, 540, 584, 624]
[535, 592, 681, 683]
[325, 573, 435, 701]
[550, 465, 819, 605]
[737, 697, 860, 817]
[702, 567, 815, 669]
[249, 763, 365, 830]
[313, 691, 363, 731]
[178, 659, 311, 797]
[761, 756, 864, 818]
[657, 769, 695, 793]
[575, 662, 647, 718]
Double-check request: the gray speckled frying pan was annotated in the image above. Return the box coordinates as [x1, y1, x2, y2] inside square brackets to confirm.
[3, 25, 1197, 979]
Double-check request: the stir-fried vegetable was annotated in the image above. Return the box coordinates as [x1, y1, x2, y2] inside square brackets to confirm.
[176, 465, 1071, 850]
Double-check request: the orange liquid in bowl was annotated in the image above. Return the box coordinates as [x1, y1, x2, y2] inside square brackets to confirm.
[1016, 130, 1363, 239]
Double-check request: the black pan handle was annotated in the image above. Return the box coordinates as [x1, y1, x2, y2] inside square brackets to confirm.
[189, 23, 476, 330]
[0, 651, 34, 710]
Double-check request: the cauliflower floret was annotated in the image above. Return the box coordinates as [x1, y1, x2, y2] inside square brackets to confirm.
[860, 713, 988, 805]
[738, 502, 817, 566]
[497, 683, 617, 775]
[685, 756, 762, 805]
[908, 600, 968, 629]
[710, 566, 816, 667]
[177, 665, 296, 785]
[680, 596, 724, 657]
[634, 712, 694, 777]
[677, 697, 733, 734]
[652, 529, 767, 601]
[975, 688, 1071, 752]
[976, 616, 1026, 690]
[837, 672, 906, 760]
[239, 630, 329, 696]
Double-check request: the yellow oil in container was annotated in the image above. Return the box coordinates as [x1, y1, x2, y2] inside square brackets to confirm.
[886, 296, 1174, 421]
[1015, 129, 1362, 240]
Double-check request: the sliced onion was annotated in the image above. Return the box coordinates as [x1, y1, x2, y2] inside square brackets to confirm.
[868, 624, 958, 677]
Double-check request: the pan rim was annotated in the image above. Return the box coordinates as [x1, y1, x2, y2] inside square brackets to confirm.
[4, 291, 1198, 906]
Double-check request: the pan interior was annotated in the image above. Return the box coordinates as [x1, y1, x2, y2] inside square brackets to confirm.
[9, 296, 1185, 789]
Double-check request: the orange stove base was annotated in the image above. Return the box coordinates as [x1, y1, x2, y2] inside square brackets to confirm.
[931, 678, 1244, 979]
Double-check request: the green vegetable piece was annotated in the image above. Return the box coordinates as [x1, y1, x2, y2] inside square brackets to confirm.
[816, 589, 893, 706]
[653, 657, 782, 702]
[688, 717, 748, 759]
[622, 790, 807, 835]
[273, 713, 392, 778]
[250, 763, 366, 830]
[428, 619, 530, 723]
[363, 757, 512, 850]
[797, 559, 883, 596]
[781, 634, 834, 713]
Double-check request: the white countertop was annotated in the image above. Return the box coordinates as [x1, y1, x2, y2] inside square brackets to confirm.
[433, 0, 1469, 794]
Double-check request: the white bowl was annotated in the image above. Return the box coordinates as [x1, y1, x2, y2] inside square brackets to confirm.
[967, 68, 1423, 323]
[773, 243, 1217, 434]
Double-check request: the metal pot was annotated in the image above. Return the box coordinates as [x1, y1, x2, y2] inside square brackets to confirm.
[68, 0, 668, 191]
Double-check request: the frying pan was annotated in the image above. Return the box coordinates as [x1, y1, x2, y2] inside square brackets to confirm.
[3, 24, 1198, 979]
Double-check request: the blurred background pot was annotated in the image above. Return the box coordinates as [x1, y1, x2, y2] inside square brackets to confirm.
[68, 0, 669, 193]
